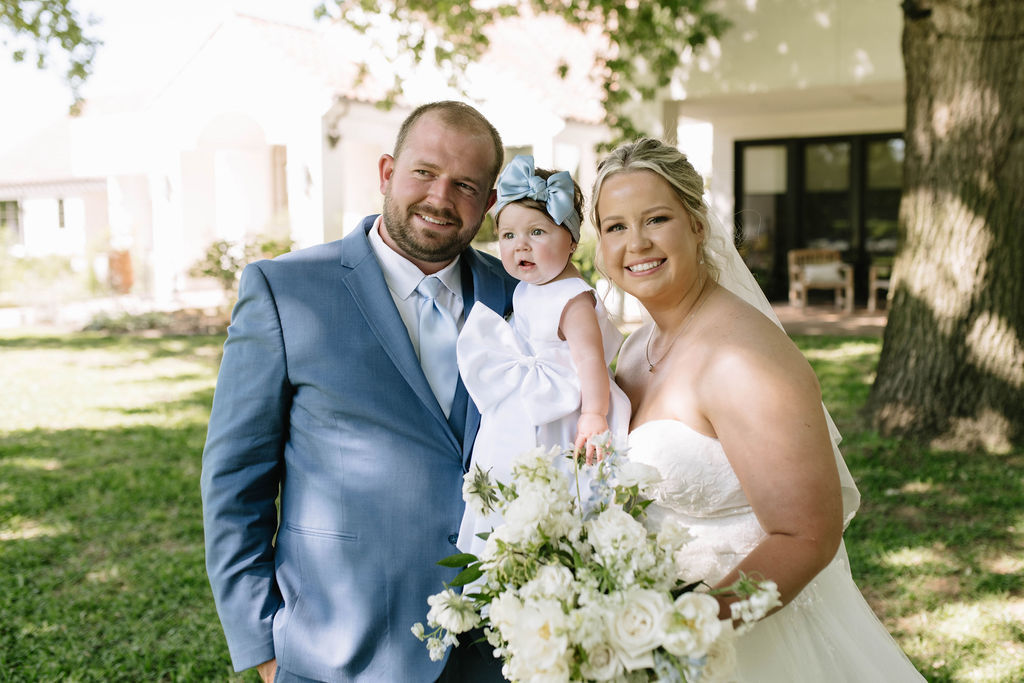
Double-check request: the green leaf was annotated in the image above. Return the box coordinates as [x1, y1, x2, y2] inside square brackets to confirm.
[448, 564, 484, 587]
[437, 553, 478, 568]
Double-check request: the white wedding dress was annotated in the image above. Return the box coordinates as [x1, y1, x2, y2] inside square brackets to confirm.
[628, 419, 926, 682]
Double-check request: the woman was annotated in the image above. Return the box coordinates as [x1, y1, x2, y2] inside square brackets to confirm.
[592, 138, 925, 681]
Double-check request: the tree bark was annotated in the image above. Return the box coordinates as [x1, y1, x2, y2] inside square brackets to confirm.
[868, 0, 1024, 451]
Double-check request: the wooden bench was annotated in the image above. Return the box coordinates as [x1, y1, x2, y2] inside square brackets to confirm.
[787, 248, 854, 313]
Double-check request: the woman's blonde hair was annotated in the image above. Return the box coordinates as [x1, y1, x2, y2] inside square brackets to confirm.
[591, 138, 725, 282]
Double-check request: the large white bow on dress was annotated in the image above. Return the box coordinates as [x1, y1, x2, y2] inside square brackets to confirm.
[457, 303, 581, 426]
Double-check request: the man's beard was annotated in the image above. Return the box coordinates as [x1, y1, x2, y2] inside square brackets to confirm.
[382, 193, 480, 264]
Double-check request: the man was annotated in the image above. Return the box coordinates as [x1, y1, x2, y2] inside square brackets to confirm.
[201, 101, 517, 682]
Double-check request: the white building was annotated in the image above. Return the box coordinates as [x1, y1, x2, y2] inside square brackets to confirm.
[0, 12, 608, 304]
[0, 1, 904, 308]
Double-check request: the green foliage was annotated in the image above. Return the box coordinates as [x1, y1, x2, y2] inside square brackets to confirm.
[0, 0, 101, 107]
[317, 0, 730, 148]
[189, 235, 294, 297]
[0, 236, 100, 305]
[83, 309, 175, 333]
[571, 237, 599, 286]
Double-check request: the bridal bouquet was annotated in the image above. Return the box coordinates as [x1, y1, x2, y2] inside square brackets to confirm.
[413, 437, 781, 682]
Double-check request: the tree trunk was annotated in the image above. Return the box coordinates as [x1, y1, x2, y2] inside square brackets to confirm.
[868, 0, 1024, 451]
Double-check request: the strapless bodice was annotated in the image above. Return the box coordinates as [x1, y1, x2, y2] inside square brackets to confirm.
[627, 419, 765, 584]
[627, 419, 751, 518]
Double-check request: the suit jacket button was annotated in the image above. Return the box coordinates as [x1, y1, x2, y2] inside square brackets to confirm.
[448, 534, 458, 545]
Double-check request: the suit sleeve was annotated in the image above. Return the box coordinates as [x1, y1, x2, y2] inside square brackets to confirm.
[200, 263, 289, 671]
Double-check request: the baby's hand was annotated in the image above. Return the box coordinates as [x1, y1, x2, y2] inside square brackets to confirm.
[574, 413, 610, 465]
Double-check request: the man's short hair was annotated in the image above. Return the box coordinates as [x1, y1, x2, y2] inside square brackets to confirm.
[393, 101, 504, 189]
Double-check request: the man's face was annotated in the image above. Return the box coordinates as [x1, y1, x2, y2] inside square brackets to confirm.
[378, 113, 497, 273]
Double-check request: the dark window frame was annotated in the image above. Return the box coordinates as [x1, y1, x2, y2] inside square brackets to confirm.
[734, 132, 903, 300]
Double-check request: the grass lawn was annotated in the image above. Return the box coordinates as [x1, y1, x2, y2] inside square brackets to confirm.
[1, 330, 1021, 681]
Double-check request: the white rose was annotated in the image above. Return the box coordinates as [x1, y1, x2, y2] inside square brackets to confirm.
[699, 619, 738, 683]
[503, 598, 570, 678]
[606, 588, 670, 670]
[662, 592, 722, 657]
[579, 640, 625, 681]
[426, 588, 481, 634]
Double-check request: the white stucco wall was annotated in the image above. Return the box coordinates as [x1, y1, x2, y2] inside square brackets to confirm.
[680, 0, 902, 99]
[665, 0, 905, 223]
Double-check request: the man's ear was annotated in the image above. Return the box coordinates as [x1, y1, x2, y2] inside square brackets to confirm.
[378, 154, 395, 194]
[484, 188, 497, 212]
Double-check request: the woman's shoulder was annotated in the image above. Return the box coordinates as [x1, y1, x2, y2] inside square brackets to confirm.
[698, 288, 815, 385]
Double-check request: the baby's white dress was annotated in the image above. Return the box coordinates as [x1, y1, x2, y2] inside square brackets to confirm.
[628, 419, 927, 682]
[455, 278, 631, 556]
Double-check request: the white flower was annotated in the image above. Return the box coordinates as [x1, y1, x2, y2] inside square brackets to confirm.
[416, 441, 780, 680]
[579, 640, 624, 681]
[662, 592, 722, 657]
[587, 506, 648, 560]
[426, 588, 481, 634]
[487, 591, 524, 633]
[730, 580, 781, 633]
[503, 598, 570, 679]
[699, 619, 738, 683]
[500, 484, 573, 546]
[615, 459, 662, 490]
[511, 445, 564, 486]
[521, 563, 576, 602]
[426, 636, 447, 662]
[655, 517, 694, 555]
[606, 588, 670, 671]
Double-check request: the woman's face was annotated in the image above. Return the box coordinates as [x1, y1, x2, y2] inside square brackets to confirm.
[496, 203, 574, 285]
[595, 170, 703, 305]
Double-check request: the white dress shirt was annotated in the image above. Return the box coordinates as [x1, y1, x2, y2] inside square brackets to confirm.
[367, 216, 465, 362]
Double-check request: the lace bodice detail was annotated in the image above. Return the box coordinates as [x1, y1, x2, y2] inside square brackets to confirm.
[627, 419, 764, 584]
[628, 419, 750, 518]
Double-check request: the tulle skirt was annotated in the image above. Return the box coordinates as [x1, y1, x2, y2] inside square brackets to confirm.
[734, 542, 926, 682]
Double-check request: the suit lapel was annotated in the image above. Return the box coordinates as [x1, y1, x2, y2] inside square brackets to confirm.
[339, 218, 459, 448]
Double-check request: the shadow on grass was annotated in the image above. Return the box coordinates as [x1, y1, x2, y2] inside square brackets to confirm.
[0, 394, 249, 681]
[0, 332, 226, 361]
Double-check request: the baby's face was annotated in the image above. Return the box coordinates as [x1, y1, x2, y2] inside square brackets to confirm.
[496, 203, 575, 285]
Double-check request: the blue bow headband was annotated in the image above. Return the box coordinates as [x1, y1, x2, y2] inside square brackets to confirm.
[492, 155, 581, 241]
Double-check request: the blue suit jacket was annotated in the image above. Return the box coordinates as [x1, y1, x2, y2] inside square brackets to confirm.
[201, 216, 516, 681]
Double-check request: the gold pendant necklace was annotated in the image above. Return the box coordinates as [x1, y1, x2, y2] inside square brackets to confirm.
[645, 275, 710, 373]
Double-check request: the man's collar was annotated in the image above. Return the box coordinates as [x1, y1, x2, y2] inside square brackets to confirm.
[368, 216, 462, 299]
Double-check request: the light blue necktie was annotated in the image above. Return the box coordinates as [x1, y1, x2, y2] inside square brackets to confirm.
[416, 276, 458, 418]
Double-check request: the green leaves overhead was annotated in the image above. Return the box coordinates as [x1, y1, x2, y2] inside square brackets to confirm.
[317, 0, 729, 147]
[0, 0, 101, 109]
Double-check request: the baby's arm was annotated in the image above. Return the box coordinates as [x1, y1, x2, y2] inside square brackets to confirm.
[560, 291, 610, 464]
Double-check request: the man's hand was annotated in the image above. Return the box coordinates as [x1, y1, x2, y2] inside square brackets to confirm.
[256, 658, 277, 683]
